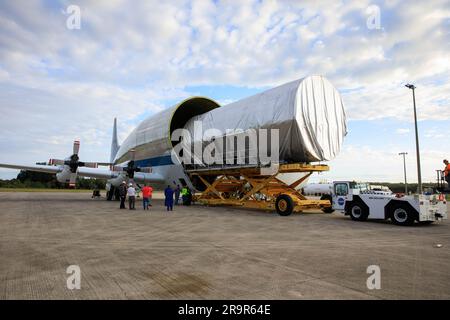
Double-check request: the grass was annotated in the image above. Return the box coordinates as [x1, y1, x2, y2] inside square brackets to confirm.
[0, 188, 92, 193]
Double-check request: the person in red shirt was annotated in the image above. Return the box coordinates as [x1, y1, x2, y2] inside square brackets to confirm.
[142, 184, 153, 210]
[443, 159, 450, 190]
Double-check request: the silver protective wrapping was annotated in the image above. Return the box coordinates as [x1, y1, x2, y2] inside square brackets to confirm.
[183, 75, 347, 163]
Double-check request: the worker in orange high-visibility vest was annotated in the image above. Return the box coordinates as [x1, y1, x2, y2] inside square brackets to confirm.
[443, 159, 450, 189]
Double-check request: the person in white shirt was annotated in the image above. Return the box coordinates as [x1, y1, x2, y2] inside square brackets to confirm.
[127, 183, 136, 210]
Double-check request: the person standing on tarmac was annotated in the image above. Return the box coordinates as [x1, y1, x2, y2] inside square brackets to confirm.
[118, 181, 127, 209]
[174, 184, 181, 205]
[164, 185, 174, 211]
[127, 183, 136, 210]
[181, 186, 188, 205]
[142, 184, 152, 210]
[443, 159, 450, 189]
[185, 187, 192, 206]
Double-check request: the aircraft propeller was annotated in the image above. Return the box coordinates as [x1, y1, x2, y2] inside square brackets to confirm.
[49, 140, 98, 187]
[111, 149, 151, 180]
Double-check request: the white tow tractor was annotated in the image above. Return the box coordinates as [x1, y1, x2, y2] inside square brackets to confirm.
[330, 181, 448, 226]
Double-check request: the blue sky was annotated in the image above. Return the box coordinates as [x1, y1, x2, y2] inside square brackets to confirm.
[0, 0, 448, 182]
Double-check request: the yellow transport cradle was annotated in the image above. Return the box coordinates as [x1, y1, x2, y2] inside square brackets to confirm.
[187, 163, 332, 216]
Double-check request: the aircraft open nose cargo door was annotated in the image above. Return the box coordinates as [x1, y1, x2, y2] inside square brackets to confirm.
[114, 96, 221, 166]
[169, 97, 221, 145]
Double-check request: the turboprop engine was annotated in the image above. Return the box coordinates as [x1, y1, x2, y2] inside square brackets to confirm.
[49, 140, 98, 187]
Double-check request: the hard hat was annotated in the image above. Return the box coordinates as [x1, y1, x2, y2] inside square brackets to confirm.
[129, 183, 133, 186]
[122, 181, 126, 184]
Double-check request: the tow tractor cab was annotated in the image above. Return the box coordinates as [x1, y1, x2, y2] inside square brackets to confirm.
[331, 181, 448, 226]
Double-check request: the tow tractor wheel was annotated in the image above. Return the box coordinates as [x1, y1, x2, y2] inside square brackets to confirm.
[322, 207, 334, 213]
[275, 194, 294, 216]
[390, 204, 415, 226]
[348, 202, 368, 221]
[320, 195, 334, 213]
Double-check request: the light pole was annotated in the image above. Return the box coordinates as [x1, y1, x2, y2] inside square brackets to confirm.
[405, 84, 422, 194]
[399, 152, 408, 194]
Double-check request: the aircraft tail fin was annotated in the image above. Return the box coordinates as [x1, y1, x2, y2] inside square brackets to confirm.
[110, 118, 120, 163]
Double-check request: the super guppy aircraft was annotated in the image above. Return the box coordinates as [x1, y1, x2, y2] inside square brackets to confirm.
[0, 75, 347, 201]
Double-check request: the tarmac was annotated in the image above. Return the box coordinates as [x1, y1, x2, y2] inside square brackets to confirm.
[0, 191, 449, 300]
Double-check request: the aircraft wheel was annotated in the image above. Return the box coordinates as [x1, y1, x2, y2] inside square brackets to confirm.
[114, 187, 120, 201]
[276, 194, 294, 216]
[106, 186, 114, 201]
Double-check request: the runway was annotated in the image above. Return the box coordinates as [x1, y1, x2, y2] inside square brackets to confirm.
[0, 191, 449, 299]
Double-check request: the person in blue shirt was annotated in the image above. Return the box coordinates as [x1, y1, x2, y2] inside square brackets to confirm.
[164, 185, 174, 211]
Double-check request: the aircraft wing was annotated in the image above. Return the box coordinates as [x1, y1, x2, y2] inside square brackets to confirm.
[0, 162, 165, 184]
[0, 162, 120, 180]
[79, 167, 165, 183]
[0, 163, 63, 174]
[77, 168, 165, 183]
[77, 167, 119, 180]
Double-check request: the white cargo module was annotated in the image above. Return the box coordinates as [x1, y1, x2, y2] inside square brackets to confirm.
[184, 75, 347, 163]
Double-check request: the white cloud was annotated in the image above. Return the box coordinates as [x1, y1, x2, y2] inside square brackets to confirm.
[0, 0, 448, 181]
[395, 128, 410, 134]
[311, 144, 446, 183]
[424, 129, 445, 139]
